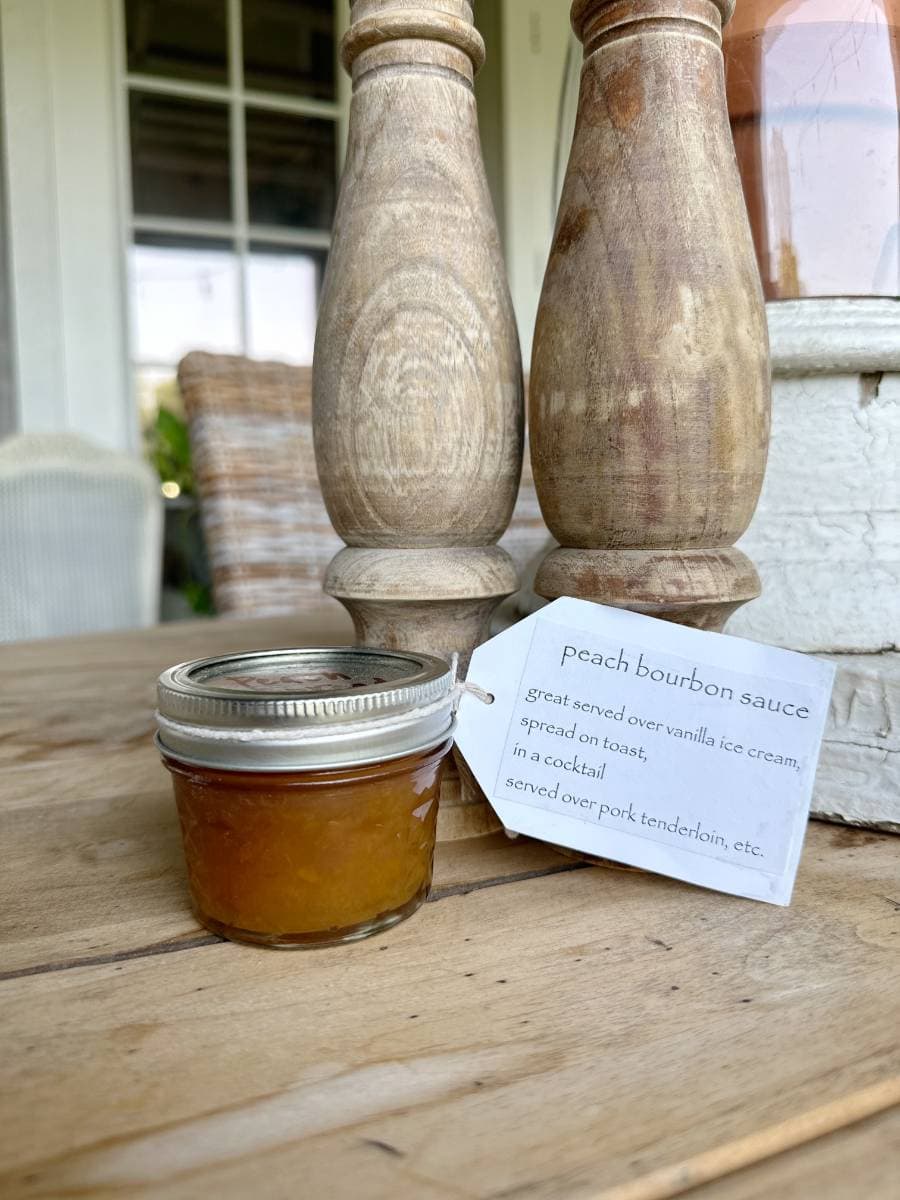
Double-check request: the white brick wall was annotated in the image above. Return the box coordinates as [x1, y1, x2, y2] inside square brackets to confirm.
[728, 299, 900, 830]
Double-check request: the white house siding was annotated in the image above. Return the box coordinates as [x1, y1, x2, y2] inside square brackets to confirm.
[0, 0, 132, 450]
[0, 8, 14, 439]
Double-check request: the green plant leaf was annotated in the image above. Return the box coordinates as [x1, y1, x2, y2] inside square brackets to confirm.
[156, 408, 190, 462]
[148, 405, 194, 494]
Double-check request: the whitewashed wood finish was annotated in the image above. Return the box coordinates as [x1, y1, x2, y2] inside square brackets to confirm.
[529, 0, 770, 632]
[767, 299, 900, 376]
[724, 300, 900, 830]
[727, 372, 899, 654]
[731, 375, 900, 823]
[314, 0, 524, 837]
[313, 0, 523, 673]
[814, 653, 900, 833]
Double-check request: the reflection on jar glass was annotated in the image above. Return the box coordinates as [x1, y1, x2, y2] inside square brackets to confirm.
[724, 0, 900, 300]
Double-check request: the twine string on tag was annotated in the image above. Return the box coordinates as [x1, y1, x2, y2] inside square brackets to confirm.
[449, 652, 494, 711]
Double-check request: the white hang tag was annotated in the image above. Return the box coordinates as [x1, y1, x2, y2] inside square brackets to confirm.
[455, 598, 836, 906]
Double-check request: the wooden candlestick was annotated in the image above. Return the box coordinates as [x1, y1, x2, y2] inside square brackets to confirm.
[313, 0, 523, 675]
[530, 0, 770, 631]
[314, 0, 522, 840]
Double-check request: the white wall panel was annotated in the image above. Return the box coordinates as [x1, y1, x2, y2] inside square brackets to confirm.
[0, 0, 132, 449]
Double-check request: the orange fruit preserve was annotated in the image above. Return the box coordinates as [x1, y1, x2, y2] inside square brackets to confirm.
[164, 744, 448, 947]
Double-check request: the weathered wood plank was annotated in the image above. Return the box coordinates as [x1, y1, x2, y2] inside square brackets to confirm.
[0, 614, 355, 787]
[0, 793, 569, 975]
[596, 1079, 900, 1200]
[684, 1104, 900, 1200]
[1, 611, 573, 973]
[0, 612, 354, 677]
[1, 823, 897, 1198]
[1, 615, 354, 972]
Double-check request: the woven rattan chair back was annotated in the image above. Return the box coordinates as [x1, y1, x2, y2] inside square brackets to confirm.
[179, 351, 550, 622]
[178, 352, 343, 619]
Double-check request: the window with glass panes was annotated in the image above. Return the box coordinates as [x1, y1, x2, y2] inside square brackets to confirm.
[120, 0, 344, 423]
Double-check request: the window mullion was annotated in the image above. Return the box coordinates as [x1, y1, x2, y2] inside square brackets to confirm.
[114, 0, 139, 432]
[228, 0, 250, 356]
[122, 0, 349, 389]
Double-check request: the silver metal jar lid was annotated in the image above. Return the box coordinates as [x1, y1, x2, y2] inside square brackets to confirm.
[156, 647, 455, 772]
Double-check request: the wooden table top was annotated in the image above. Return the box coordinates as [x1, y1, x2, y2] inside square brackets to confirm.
[1, 615, 898, 1200]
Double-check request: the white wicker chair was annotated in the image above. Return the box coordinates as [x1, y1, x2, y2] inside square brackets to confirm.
[0, 433, 163, 642]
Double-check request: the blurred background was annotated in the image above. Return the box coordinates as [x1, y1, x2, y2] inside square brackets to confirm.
[0, 0, 577, 629]
[0, 0, 897, 635]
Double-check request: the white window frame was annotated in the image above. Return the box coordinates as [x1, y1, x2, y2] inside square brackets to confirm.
[0, 0, 349, 451]
[113, 0, 349, 386]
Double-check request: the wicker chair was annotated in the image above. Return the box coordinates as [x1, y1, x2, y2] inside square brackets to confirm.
[178, 351, 550, 621]
[178, 352, 344, 619]
[0, 432, 162, 641]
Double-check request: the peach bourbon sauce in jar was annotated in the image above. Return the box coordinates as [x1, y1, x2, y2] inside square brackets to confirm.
[156, 648, 455, 948]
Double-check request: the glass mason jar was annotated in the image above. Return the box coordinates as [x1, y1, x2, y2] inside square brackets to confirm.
[156, 647, 455, 948]
[724, 0, 900, 300]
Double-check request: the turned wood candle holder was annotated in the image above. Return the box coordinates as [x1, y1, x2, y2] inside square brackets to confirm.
[313, 0, 524, 838]
[530, 0, 771, 631]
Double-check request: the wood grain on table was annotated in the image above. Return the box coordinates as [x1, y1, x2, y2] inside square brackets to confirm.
[684, 1105, 900, 1200]
[1, 617, 899, 1199]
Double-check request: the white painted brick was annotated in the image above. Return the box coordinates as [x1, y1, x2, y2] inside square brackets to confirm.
[729, 372, 899, 653]
[814, 652, 900, 830]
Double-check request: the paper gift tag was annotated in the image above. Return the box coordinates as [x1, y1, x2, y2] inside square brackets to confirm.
[455, 598, 836, 905]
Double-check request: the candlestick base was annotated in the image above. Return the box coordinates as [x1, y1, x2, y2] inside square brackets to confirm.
[535, 546, 760, 633]
[437, 757, 503, 842]
[325, 545, 518, 673]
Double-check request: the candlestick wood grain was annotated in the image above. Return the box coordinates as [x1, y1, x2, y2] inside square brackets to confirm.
[314, 0, 523, 669]
[531, 0, 770, 631]
[314, 0, 524, 836]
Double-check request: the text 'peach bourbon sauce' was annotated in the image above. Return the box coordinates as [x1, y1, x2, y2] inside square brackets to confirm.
[156, 648, 455, 948]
